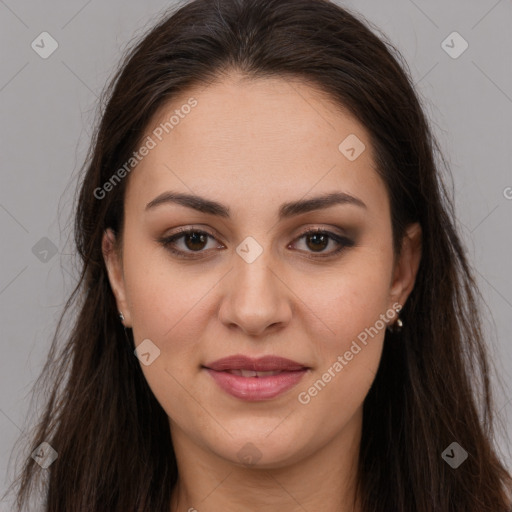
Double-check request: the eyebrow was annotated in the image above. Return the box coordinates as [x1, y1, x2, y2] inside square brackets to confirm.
[145, 190, 367, 219]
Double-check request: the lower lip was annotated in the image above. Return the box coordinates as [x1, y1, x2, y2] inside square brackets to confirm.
[204, 368, 308, 401]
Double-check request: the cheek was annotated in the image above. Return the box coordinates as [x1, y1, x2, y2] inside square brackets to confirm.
[123, 242, 218, 370]
[298, 250, 393, 352]
[294, 275, 389, 428]
[292, 250, 392, 408]
[123, 252, 211, 424]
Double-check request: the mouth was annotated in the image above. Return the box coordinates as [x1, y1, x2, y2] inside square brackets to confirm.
[202, 355, 310, 401]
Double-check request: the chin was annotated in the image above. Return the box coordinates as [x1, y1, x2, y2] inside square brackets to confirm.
[209, 427, 313, 469]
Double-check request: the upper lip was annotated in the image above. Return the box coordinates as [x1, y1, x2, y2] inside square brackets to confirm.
[203, 355, 308, 372]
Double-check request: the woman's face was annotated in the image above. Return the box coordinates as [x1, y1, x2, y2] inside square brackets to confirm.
[103, 73, 421, 469]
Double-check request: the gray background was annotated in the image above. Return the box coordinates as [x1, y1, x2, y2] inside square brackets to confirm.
[1, 0, 511, 507]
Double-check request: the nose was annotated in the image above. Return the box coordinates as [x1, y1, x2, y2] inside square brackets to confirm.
[217, 248, 293, 337]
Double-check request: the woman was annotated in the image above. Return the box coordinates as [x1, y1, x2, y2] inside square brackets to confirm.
[6, 0, 512, 510]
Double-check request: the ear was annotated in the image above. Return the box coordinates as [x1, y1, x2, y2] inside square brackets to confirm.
[388, 222, 422, 309]
[102, 228, 132, 327]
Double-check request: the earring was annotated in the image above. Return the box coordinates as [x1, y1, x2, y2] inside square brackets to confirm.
[387, 316, 403, 334]
[119, 311, 125, 322]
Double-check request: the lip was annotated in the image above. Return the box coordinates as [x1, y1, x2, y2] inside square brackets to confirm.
[203, 355, 310, 401]
[204, 355, 307, 372]
[204, 368, 308, 401]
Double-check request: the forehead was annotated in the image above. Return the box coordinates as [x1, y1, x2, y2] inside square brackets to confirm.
[124, 74, 387, 219]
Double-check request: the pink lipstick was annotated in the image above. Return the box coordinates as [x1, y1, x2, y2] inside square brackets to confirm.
[203, 355, 309, 401]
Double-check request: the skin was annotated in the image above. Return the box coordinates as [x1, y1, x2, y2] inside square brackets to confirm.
[102, 72, 422, 512]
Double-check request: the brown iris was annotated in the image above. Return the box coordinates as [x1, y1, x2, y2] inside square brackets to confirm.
[305, 232, 329, 252]
[184, 232, 208, 251]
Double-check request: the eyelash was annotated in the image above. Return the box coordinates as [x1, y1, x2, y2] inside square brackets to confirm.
[158, 227, 354, 260]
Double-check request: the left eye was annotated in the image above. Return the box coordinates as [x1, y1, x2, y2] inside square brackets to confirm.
[159, 228, 353, 259]
[292, 229, 351, 256]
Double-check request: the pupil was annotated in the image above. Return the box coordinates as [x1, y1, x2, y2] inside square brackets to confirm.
[308, 233, 327, 252]
[186, 232, 207, 251]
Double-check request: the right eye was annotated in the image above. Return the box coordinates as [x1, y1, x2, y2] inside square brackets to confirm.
[159, 228, 224, 259]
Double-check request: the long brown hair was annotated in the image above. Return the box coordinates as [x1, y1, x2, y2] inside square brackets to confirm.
[5, 0, 512, 510]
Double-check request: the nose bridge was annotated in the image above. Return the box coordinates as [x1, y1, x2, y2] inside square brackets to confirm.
[235, 243, 277, 298]
[219, 235, 291, 335]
